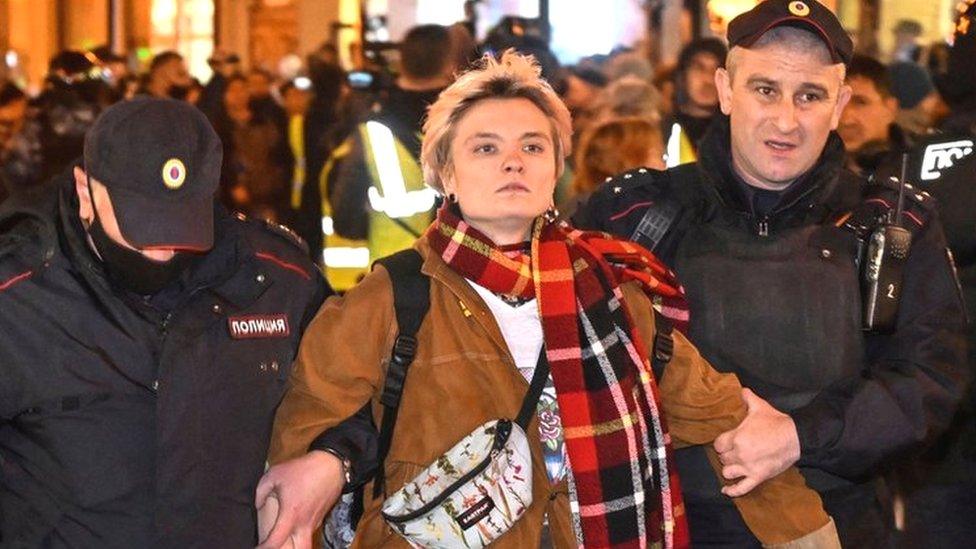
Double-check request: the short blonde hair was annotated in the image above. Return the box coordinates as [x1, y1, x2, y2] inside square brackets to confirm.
[421, 50, 573, 193]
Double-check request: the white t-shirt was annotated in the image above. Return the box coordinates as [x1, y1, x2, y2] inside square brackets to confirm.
[466, 279, 569, 484]
[466, 280, 543, 371]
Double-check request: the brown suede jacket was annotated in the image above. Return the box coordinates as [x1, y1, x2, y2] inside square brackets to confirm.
[269, 238, 839, 548]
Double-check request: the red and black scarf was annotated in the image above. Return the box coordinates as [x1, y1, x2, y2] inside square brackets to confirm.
[427, 205, 690, 549]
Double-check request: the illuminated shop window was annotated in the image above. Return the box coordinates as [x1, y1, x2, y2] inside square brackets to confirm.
[548, 0, 645, 63]
[150, 0, 215, 81]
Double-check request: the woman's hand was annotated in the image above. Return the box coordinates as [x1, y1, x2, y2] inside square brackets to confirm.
[255, 450, 347, 549]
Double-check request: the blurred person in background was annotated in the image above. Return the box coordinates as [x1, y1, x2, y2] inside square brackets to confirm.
[604, 50, 655, 83]
[888, 60, 945, 134]
[0, 83, 28, 155]
[289, 57, 346, 263]
[0, 81, 42, 199]
[664, 37, 727, 166]
[198, 49, 242, 120]
[891, 19, 924, 63]
[90, 45, 131, 103]
[279, 77, 317, 252]
[653, 64, 677, 121]
[873, 4, 976, 543]
[185, 77, 204, 106]
[142, 50, 193, 101]
[447, 22, 479, 73]
[211, 74, 291, 222]
[34, 51, 109, 183]
[561, 115, 666, 219]
[321, 24, 455, 291]
[561, 65, 607, 123]
[837, 54, 912, 175]
[589, 74, 662, 123]
[249, 68, 288, 132]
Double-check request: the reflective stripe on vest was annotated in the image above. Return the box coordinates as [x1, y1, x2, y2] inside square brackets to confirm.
[362, 121, 437, 218]
[358, 122, 433, 263]
[319, 138, 370, 290]
[665, 122, 697, 168]
[289, 115, 306, 209]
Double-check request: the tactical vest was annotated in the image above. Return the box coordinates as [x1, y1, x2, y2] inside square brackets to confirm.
[638, 166, 931, 493]
[319, 120, 435, 291]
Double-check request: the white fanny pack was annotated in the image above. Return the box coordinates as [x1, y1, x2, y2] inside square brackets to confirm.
[380, 350, 549, 548]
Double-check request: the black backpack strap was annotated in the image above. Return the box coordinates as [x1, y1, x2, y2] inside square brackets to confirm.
[651, 312, 674, 380]
[371, 248, 430, 498]
[514, 349, 550, 430]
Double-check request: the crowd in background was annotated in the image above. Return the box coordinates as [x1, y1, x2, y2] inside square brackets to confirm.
[0, 14, 961, 261]
[0, 5, 975, 547]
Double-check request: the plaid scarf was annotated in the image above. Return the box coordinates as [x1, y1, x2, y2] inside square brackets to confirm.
[427, 205, 690, 549]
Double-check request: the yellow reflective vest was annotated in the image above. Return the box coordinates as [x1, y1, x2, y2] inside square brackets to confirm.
[319, 120, 435, 291]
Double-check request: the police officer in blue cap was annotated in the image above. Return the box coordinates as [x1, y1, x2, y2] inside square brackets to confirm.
[0, 97, 343, 547]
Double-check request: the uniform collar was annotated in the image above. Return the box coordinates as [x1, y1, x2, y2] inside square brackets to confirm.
[696, 115, 849, 224]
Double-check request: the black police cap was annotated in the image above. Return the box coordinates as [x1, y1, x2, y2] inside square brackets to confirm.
[727, 0, 853, 65]
[83, 97, 222, 250]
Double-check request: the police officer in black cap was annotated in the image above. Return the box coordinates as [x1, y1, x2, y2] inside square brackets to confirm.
[0, 97, 342, 547]
[574, 0, 969, 546]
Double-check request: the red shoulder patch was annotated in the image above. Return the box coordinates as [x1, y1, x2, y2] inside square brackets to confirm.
[255, 252, 312, 280]
[0, 270, 33, 293]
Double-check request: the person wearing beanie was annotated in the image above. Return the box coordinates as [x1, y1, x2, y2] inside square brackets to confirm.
[663, 37, 728, 166]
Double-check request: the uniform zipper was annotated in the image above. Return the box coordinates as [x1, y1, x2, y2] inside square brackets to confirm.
[757, 217, 770, 237]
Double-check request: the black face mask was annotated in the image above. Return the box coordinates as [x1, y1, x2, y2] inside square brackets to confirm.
[86, 214, 194, 296]
[168, 84, 191, 101]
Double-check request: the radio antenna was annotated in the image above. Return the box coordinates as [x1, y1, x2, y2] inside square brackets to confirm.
[894, 153, 908, 228]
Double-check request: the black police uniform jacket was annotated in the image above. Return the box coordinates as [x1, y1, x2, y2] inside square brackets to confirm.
[573, 116, 969, 541]
[0, 171, 331, 547]
[873, 112, 976, 488]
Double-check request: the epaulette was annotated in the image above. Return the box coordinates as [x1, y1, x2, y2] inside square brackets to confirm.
[0, 242, 38, 295]
[867, 173, 936, 211]
[604, 166, 669, 196]
[837, 175, 934, 238]
[234, 212, 310, 255]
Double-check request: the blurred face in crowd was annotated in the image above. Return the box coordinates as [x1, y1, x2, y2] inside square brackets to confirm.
[248, 72, 273, 98]
[224, 78, 250, 112]
[683, 51, 721, 116]
[838, 75, 897, 152]
[156, 58, 192, 91]
[442, 98, 558, 244]
[716, 35, 851, 191]
[563, 74, 600, 113]
[282, 86, 312, 117]
[0, 97, 28, 149]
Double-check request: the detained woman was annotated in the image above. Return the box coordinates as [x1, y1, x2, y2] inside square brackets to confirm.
[257, 52, 839, 549]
